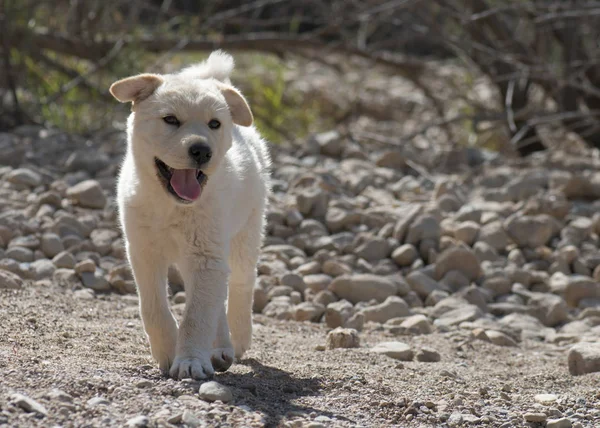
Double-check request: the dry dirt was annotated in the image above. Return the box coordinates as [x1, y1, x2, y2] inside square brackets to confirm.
[1, 282, 598, 428]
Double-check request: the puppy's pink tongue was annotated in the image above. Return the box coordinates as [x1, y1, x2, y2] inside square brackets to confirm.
[170, 169, 201, 201]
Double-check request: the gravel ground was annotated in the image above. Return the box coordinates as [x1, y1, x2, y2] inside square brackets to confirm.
[2, 283, 599, 428]
[1, 123, 600, 427]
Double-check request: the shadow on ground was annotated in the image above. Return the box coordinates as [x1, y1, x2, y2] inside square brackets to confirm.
[129, 357, 349, 427]
[216, 358, 349, 427]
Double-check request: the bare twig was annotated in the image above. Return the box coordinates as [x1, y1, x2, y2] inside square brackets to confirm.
[26, 49, 110, 98]
[11, 28, 426, 76]
[45, 39, 124, 103]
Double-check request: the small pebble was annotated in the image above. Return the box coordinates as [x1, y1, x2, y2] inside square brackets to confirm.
[198, 381, 233, 403]
[546, 418, 573, 428]
[126, 415, 149, 427]
[524, 412, 547, 422]
[10, 393, 48, 415]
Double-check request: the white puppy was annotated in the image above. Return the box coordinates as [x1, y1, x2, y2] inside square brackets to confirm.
[109, 51, 271, 380]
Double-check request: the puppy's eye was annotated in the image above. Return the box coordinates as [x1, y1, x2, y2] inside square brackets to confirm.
[208, 119, 221, 130]
[163, 115, 180, 126]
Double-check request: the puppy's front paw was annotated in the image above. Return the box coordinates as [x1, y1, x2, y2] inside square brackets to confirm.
[232, 327, 252, 359]
[211, 347, 234, 372]
[154, 349, 175, 375]
[169, 351, 215, 380]
[147, 330, 177, 375]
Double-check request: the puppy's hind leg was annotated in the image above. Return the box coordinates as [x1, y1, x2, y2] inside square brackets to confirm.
[228, 211, 264, 359]
[127, 240, 178, 375]
[211, 304, 234, 372]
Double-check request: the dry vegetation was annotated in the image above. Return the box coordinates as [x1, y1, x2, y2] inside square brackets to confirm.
[3, 0, 600, 154]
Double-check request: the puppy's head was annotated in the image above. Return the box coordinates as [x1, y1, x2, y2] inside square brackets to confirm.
[110, 52, 252, 204]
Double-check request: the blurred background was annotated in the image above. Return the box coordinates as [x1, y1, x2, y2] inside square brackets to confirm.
[2, 0, 600, 158]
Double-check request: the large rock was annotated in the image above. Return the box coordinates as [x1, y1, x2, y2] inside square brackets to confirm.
[406, 271, 444, 299]
[392, 204, 423, 242]
[325, 207, 361, 233]
[304, 274, 332, 292]
[371, 341, 414, 361]
[279, 272, 306, 293]
[434, 246, 481, 281]
[322, 259, 352, 277]
[0, 270, 23, 289]
[328, 274, 396, 304]
[90, 229, 120, 256]
[405, 214, 440, 246]
[354, 236, 390, 262]
[80, 270, 111, 291]
[10, 393, 48, 415]
[527, 293, 569, 327]
[546, 418, 573, 428]
[312, 130, 342, 157]
[325, 300, 354, 328]
[326, 327, 360, 349]
[561, 217, 593, 246]
[481, 277, 512, 297]
[504, 214, 554, 248]
[252, 286, 268, 313]
[478, 221, 509, 252]
[262, 245, 306, 259]
[506, 173, 547, 201]
[434, 304, 483, 328]
[296, 187, 328, 219]
[359, 296, 410, 324]
[40, 233, 64, 258]
[393, 314, 433, 335]
[375, 150, 405, 169]
[6, 168, 42, 188]
[415, 348, 441, 362]
[456, 285, 488, 311]
[391, 244, 419, 266]
[568, 342, 600, 375]
[294, 302, 325, 322]
[5, 246, 34, 262]
[498, 313, 551, 341]
[262, 299, 293, 320]
[454, 221, 480, 246]
[126, 416, 150, 428]
[8, 235, 39, 249]
[66, 180, 107, 209]
[65, 150, 110, 173]
[54, 268, 79, 286]
[31, 259, 56, 280]
[439, 270, 470, 292]
[485, 330, 518, 347]
[565, 275, 600, 307]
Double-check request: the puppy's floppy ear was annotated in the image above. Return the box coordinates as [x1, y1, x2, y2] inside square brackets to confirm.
[217, 82, 253, 127]
[109, 74, 163, 104]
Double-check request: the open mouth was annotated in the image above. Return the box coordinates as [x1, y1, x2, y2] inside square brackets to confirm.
[155, 157, 208, 203]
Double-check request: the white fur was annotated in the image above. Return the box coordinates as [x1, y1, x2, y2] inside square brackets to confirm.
[178, 50, 235, 84]
[112, 51, 271, 379]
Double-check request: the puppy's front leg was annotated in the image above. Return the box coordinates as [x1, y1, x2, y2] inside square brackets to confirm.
[127, 247, 178, 374]
[170, 257, 229, 380]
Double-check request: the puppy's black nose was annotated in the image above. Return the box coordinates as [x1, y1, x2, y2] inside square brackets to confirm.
[188, 143, 212, 165]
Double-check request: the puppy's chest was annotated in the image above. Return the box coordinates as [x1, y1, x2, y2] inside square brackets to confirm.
[162, 210, 219, 248]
